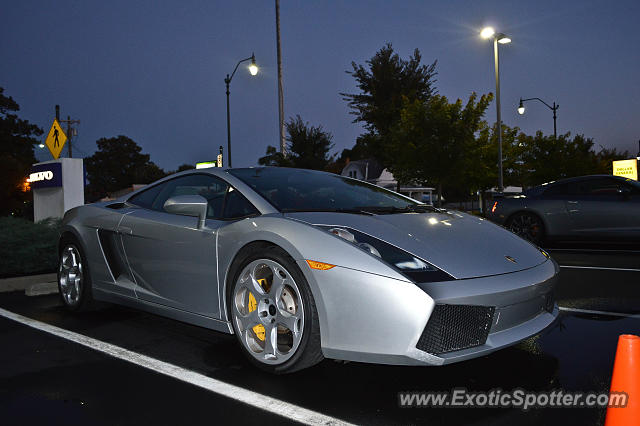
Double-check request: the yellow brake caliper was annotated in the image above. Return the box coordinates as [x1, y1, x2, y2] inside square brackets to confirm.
[248, 278, 269, 341]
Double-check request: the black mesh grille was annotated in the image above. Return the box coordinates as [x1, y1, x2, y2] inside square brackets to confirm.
[416, 304, 495, 355]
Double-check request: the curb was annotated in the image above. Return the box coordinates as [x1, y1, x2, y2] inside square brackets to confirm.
[0, 273, 57, 293]
[25, 282, 59, 296]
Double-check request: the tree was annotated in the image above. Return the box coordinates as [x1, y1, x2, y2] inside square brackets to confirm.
[0, 87, 43, 216]
[85, 135, 165, 200]
[387, 92, 493, 204]
[594, 147, 632, 174]
[167, 163, 196, 174]
[258, 145, 291, 168]
[258, 115, 335, 171]
[516, 132, 600, 186]
[341, 43, 437, 166]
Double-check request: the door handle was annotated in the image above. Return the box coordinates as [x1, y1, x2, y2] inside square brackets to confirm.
[567, 201, 578, 204]
[118, 226, 133, 235]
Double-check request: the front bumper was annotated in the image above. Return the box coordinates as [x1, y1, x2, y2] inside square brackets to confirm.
[302, 258, 558, 366]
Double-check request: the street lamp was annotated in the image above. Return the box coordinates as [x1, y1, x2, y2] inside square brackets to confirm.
[481, 26, 511, 193]
[518, 97, 559, 139]
[224, 53, 258, 168]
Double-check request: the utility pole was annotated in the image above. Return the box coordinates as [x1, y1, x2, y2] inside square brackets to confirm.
[494, 37, 503, 193]
[66, 116, 72, 158]
[55, 105, 80, 158]
[275, 0, 286, 156]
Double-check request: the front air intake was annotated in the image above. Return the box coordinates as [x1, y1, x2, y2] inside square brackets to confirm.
[416, 304, 495, 355]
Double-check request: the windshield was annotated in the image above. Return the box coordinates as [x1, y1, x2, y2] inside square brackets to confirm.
[229, 167, 425, 212]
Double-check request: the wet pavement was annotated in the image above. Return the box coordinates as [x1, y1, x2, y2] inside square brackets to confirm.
[1, 246, 638, 425]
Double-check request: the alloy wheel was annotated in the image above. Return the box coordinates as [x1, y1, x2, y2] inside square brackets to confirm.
[509, 213, 543, 243]
[232, 259, 304, 365]
[59, 245, 83, 307]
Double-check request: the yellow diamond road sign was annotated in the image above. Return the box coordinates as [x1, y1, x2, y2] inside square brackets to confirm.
[45, 119, 67, 159]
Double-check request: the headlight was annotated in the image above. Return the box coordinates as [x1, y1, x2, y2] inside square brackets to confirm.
[320, 226, 454, 283]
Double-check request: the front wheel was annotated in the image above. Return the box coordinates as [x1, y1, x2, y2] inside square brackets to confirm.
[506, 212, 545, 245]
[58, 241, 94, 311]
[228, 245, 323, 374]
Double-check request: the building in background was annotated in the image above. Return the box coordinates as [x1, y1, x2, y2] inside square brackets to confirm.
[341, 159, 434, 203]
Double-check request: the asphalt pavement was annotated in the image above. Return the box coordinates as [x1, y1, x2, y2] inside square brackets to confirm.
[1, 246, 638, 425]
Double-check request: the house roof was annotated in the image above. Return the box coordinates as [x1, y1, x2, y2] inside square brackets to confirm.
[342, 159, 385, 180]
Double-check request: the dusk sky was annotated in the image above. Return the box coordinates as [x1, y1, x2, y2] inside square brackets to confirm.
[2, 0, 639, 171]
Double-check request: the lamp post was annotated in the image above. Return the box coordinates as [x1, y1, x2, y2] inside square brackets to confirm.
[518, 98, 559, 139]
[481, 27, 511, 193]
[224, 53, 258, 168]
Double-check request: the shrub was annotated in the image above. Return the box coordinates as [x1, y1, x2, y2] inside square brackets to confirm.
[0, 216, 61, 278]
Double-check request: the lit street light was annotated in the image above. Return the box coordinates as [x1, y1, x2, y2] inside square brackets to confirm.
[518, 97, 559, 139]
[224, 53, 258, 168]
[481, 26, 511, 192]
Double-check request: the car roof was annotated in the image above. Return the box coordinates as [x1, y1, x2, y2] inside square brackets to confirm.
[540, 174, 627, 187]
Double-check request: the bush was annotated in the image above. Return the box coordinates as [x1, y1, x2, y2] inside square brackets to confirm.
[0, 216, 61, 278]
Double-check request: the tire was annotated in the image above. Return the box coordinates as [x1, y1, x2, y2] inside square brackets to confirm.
[228, 244, 323, 374]
[506, 212, 545, 246]
[58, 238, 94, 312]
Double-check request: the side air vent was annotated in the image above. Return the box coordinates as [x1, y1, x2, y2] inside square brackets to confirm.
[105, 202, 127, 210]
[97, 229, 130, 280]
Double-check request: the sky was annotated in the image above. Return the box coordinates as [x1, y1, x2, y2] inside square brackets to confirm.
[1, 0, 639, 171]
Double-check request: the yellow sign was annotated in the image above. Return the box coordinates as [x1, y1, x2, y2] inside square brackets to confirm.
[613, 159, 638, 181]
[44, 119, 67, 159]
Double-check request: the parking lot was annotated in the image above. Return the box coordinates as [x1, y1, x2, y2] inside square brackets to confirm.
[1, 245, 638, 426]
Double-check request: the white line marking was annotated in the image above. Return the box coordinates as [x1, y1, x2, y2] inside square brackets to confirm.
[548, 248, 640, 254]
[559, 306, 640, 319]
[0, 307, 352, 426]
[559, 265, 640, 272]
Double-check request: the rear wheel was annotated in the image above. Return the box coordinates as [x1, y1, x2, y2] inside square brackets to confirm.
[228, 245, 323, 374]
[58, 240, 94, 311]
[506, 212, 545, 245]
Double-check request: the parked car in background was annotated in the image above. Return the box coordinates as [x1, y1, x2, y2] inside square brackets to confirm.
[487, 175, 640, 245]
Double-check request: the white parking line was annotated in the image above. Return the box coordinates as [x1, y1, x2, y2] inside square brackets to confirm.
[548, 248, 640, 254]
[558, 306, 640, 319]
[559, 265, 640, 272]
[0, 307, 352, 426]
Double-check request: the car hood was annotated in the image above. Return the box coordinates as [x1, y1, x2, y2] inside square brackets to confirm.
[285, 211, 548, 280]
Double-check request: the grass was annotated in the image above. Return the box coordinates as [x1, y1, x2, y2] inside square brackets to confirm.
[0, 216, 61, 278]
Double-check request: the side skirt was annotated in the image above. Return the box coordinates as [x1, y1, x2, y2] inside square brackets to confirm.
[93, 288, 234, 334]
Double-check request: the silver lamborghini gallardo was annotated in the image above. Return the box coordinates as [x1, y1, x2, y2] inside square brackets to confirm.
[57, 167, 558, 373]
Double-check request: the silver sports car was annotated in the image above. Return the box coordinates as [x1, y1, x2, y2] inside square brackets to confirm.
[487, 175, 640, 245]
[58, 167, 559, 373]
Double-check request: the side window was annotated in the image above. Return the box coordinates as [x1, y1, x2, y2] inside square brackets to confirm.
[586, 178, 623, 195]
[569, 178, 623, 196]
[128, 183, 165, 209]
[223, 188, 259, 219]
[152, 174, 229, 219]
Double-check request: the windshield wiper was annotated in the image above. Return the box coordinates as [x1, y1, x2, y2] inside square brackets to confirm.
[281, 208, 376, 216]
[354, 205, 438, 214]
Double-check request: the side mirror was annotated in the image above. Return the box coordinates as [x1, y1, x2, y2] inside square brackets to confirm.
[163, 195, 208, 229]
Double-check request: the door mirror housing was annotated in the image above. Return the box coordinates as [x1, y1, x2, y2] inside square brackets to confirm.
[163, 195, 208, 229]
